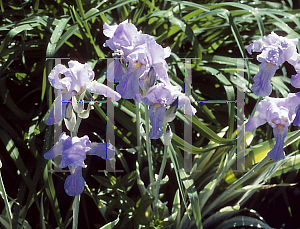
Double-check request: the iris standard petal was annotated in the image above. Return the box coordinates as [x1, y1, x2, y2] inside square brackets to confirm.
[267, 126, 288, 161]
[60, 144, 89, 168]
[246, 40, 263, 55]
[104, 21, 139, 55]
[86, 81, 121, 102]
[67, 61, 94, 94]
[153, 62, 172, 86]
[177, 94, 197, 115]
[48, 64, 70, 90]
[142, 83, 173, 106]
[64, 167, 85, 196]
[251, 61, 278, 97]
[103, 22, 118, 38]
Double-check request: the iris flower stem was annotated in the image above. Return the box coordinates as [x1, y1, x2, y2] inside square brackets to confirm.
[71, 114, 82, 229]
[0, 166, 13, 228]
[153, 145, 168, 219]
[72, 194, 81, 229]
[73, 117, 82, 137]
[144, 105, 154, 186]
[135, 100, 142, 166]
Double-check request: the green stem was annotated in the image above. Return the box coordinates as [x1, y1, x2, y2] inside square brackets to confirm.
[71, 115, 82, 228]
[72, 117, 82, 137]
[135, 100, 142, 166]
[0, 169, 13, 228]
[72, 194, 81, 229]
[153, 145, 168, 218]
[144, 105, 154, 186]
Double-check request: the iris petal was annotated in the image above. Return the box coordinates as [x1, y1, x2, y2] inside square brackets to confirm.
[48, 64, 70, 90]
[64, 167, 85, 196]
[148, 105, 166, 139]
[177, 94, 197, 115]
[87, 142, 115, 159]
[107, 59, 125, 83]
[60, 144, 89, 168]
[267, 126, 288, 161]
[291, 74, 300, 88]
[116, 66, 144, 99]
[86, 81, 121, 102]
[46, 92, 72, 125]
[251, 61, 278, 97]
[293, 104, 300, 126]
[245, 116, 267, 132]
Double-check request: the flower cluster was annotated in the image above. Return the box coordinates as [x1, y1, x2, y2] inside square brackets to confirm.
[246, 32, 300, 161]
[103, 20, 196, 139]
[246, 32, 298, 97]
[44, 60, 120, 196]
[44, 20, 198, 196]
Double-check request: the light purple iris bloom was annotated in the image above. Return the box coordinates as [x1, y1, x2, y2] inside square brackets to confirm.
[46, 60, 121, 125]
[115, 37, 171, 99]
[136, 83, 196, 139]
[104, 20, 171, 99]
[246, 32, 298, 97]
[44, 132, 114, 196]
[103, 20, 140, 57]
[245, 94, 300, 161]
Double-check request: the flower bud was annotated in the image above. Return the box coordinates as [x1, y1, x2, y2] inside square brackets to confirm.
[163, 97, 178, 125]
[142, 67, 156, 95]
[163, 125, 173, 146]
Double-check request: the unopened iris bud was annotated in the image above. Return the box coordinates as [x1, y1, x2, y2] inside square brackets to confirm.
[119, 57, 128, 72]
[142, 67, 156, 95]
[164, 97, 178, 125]
[72, 95, 84, 114]
[164, 125, 173, 146]
[64, 103, 76, 132]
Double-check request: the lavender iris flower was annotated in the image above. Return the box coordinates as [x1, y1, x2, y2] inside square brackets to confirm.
[103, 20, 171, 99]
[246, 32, 298, 97]
[136, 83, 196, 139]
[245, 94, 300, 161]
[103, 20, 140, 57]
[44, 132, 114, 196]
[46, 60, 121, 125]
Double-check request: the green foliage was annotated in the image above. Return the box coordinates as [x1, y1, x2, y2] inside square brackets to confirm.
[1, 0, 300, 228]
